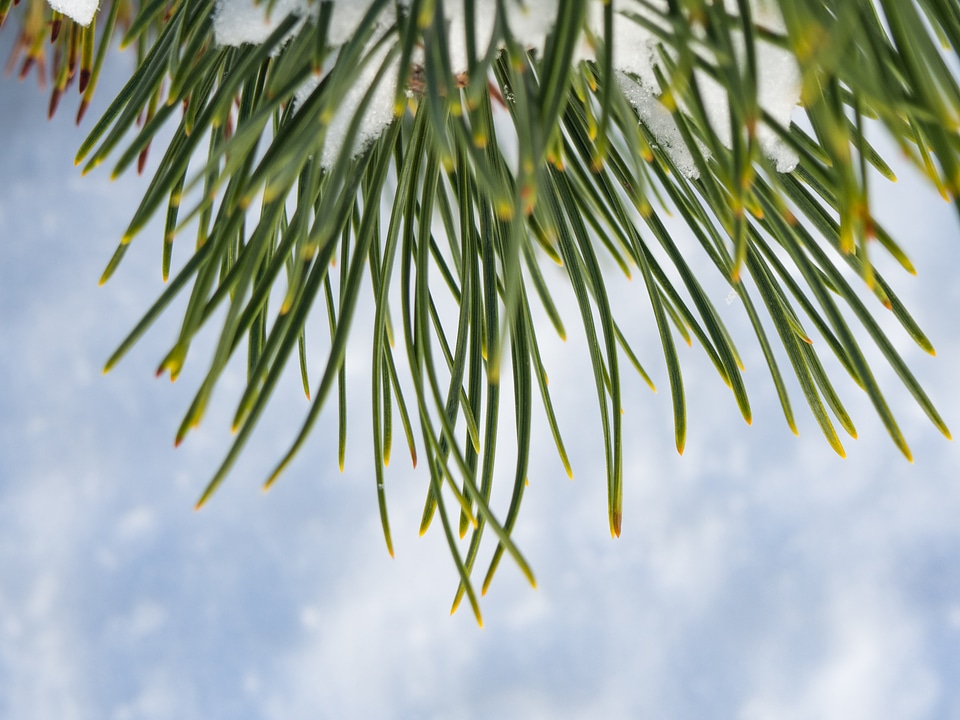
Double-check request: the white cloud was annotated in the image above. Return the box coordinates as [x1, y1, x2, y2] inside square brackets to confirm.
[740, 584, 938, 720]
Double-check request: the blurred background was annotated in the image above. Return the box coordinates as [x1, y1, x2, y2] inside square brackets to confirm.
[2, 34, 959, 719]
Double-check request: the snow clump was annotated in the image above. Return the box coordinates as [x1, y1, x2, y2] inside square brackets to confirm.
[46, 0, 99, 26]
[600, 0, 801, 174]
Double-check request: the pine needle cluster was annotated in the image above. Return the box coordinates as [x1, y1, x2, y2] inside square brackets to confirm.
[3, 0, 957, 622]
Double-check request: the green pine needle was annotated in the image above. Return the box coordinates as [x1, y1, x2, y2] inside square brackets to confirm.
[4, 0, 957, 617]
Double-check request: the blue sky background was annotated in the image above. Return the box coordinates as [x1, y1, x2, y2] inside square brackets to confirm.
[2, 33, 960, 719]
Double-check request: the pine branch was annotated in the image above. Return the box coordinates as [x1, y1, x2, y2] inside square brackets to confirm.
[3, 0, 958, 622]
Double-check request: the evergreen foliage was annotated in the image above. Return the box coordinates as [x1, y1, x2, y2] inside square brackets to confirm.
[3, 0, 956, 622]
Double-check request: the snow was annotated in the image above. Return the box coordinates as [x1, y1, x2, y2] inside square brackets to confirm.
[594, 0, 800, 175]
[617, 72, 701, 178]
[45, 0, 99, 27]
[212, 0, 564, 167]
[212, 0, 389, 49]
[58, 0, 798, 172]
[213, 0, 312, 48]
[293, 39, 401, 169]
[442, 0, 560, 74]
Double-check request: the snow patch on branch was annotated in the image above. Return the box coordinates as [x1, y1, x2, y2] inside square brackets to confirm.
[294, 40, 402, 170]
[442, 0, 559, 74]
[213, 0, 312, 47]
[46, 0, 99, 27]
[617, 74, 701, 178]
[592, 0, 800, 175]
[213, 0, 394, 49]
